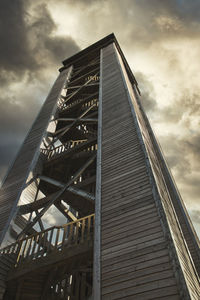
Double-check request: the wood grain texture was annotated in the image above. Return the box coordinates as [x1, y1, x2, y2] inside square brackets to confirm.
[117, 45, 200, 298]
[141, 108, 200, 276]
[0, 67, 72, 246]
[100, 44, 181, 299]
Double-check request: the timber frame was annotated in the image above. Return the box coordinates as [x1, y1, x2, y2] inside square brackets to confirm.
[0, 33, 199, 300]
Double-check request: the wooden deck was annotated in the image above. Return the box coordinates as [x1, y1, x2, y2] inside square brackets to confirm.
[0, 215, 94, 299]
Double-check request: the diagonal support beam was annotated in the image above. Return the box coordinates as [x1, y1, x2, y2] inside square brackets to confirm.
[50, 104, 96, 138]
[39, 175, 95, 202]
[55, 201, 77, 222]
[63, 73, 99, 104]
[17, 154, 96, 238]
[18, 191, 60, 215]
[67, 83, 99, 90]
[47, 104, 96, 150]
[24, 176, 39, 189]
[70, 58, 99, 80]
[58, 92, 98, 113]
[44, 138, 97, 165]
[18, 184, 95, 215]
[69, 65, 99, 86]
[55, 118, 98, 123]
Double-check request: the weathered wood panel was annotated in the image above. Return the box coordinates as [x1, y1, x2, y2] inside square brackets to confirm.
[0, 253, 15, 299]
[141, 110, 200, 276]
[117, 45, 200, 298]
[0, 67, 72, 246]
[99, 43, 181, 299]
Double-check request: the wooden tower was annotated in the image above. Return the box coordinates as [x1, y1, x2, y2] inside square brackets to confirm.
[0, 34, 199, 299]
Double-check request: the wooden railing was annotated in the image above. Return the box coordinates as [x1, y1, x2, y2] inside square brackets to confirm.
[41, 140, 97, 160]
[0, 214, 95, 269]
[41, 140, 82, 158]
[81, 98, 98, 109]
[59, 97, 98, 112]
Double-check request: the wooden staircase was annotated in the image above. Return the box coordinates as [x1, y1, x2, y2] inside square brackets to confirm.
[41, 138, 97, 163]
[0, 214, 94, 299]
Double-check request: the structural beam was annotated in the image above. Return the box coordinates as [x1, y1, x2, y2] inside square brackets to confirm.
[18, 154, 96, 237]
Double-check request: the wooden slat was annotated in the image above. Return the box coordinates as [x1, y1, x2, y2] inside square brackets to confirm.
[99, 43, 181, 299]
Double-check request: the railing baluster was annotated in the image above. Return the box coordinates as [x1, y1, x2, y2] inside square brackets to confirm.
[87, 216, 91, 241]
[21, 239, 29, 262]
[35, 232, 43, 259]
[0, 214, 95, 269]
[15, 240, 23, 266]
[81, 219, 85, 243]
[17, 240, 27, 265]
[41, 232, 47, 257]
[74, 222, 79, 244]
[62, 227, 67, 249]
[47, 228, 54, 253]
[68, 224, 73, 244]
[13, 243, 18, 254]
[30, 235, 38, 258]
[25, 237, 33, 258]
[55, 228, 60, 249]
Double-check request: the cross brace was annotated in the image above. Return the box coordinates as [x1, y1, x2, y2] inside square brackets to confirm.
[17, 154, 96, 238]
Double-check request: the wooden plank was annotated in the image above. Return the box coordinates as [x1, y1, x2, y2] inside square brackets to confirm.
[102, 212, 159, 236]
[102, 269, 175, 295]
[102, 219, 161, 244]
[102, 227, 163, 251]
[99, 43, 183, 299]
[102, 278, 177, 299]
[102, 203, 156, 225]
[102, 242, 168, 267]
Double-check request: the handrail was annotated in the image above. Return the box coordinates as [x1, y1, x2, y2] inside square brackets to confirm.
[59, 97, 98, 112]
[41, 140, 97, 160]
[0, 214, 95, 268]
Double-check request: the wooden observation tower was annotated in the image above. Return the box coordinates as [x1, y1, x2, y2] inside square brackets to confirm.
[0, 34, 199, 299]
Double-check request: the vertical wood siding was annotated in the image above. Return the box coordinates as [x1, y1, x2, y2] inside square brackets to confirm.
[0, 67, 72, 245]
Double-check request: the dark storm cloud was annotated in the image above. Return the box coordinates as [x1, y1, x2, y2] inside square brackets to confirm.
[0, 0, 37, 73]
[190, 210, 200, 225]
[0, 95, 39, 136]
[161, 136, 191, 172]
[181, 134, 200, 162]
[44, 36, 80, 63]
[29, 2, 80, 66]
[157, 132, 200, 210]
[0, 92, 41, 181]
[133, 0, 200, 24]
[111, 0, 200, 50]
[157, 92, 200, 124]
[67, 0, 103, 4]
[135, 72, 157, 113]
[0, 0, 80, 77]
[158, 134, 190, 179]
[0, 0, 80, 182]
[159, 132, 200, 182]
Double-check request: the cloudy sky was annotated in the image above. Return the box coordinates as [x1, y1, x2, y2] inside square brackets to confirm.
[0, 0, 200, 237]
